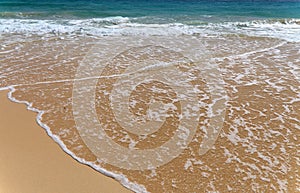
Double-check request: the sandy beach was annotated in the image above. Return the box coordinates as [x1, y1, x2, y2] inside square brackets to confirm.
[0, 90, 132, 193]
[0, 0, 300, 191]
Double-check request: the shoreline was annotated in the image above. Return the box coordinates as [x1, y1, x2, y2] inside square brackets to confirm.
[0, 90, 133, 193]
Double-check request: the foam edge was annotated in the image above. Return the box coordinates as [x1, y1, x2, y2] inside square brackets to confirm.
[3, 85, 148, 193]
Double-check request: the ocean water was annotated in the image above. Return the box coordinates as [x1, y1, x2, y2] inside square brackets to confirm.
[1, 0, 300, 19]
[0, 0, 300, 41]
[0, 1, 300, 193]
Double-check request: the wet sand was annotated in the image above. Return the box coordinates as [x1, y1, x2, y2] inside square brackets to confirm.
[0, 35, 299, 192]
[0, 90, 132, 193]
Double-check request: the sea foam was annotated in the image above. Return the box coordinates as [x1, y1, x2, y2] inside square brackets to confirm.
[1, 17, 300, 42]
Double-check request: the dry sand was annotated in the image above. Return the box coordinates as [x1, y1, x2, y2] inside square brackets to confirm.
[0, 90, 132, 193]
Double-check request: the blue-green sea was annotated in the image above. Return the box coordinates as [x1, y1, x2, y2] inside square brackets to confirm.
[1, 0, 300, 20]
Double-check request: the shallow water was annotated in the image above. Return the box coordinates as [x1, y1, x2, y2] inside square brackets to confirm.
[0, 33, 299, 192]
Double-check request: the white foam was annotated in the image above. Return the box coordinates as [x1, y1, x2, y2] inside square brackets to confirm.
[1, 18, 300, 42]
[221, 19, 300, 42]
[0, 86, 10, 91]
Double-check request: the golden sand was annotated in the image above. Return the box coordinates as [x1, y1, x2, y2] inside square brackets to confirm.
[0, 91, 132, 193]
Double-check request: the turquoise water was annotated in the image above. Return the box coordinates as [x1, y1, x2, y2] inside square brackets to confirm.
[1, 0, 300, 22]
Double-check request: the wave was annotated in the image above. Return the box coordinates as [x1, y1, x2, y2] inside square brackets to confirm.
[0, 11, 48, 19]
[211, 19, 300, 42]
[0, 17, 300, 42]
